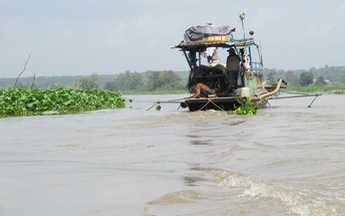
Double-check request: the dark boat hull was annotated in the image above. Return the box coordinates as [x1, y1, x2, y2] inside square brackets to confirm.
[181, 97, 242, 111]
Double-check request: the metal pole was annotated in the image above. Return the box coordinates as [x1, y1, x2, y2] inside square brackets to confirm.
[239, 12, 246, 54]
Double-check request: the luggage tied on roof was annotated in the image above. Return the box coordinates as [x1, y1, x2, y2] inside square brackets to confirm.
[183, 25, 235, 43]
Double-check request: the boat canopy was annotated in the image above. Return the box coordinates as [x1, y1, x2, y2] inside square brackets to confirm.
[173, 38, 256, 51]
[173, 24, 255, 51]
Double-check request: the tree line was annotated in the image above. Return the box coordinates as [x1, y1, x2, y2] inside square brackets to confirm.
[1, 65, 345, 91]
[265, 65, 345, 86]
[0, 70, 189, 92]
[79, 70, 186, 92]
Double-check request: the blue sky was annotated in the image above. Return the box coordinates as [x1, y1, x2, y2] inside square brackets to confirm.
[1, 0, 345, 78]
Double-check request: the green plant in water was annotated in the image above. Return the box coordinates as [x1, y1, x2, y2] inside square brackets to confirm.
[156, 102, 161, 111]
[0, 87, 126, 117]
[228, 97, 259, 115]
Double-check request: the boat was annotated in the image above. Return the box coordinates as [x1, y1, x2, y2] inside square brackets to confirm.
[172, 12, 287, 111]
[145, 12, 321, 112]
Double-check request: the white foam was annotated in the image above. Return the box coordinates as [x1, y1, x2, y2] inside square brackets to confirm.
[214, 170, 338, 216]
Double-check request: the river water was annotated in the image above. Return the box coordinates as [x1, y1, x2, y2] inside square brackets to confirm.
[1, 94, 344, 216]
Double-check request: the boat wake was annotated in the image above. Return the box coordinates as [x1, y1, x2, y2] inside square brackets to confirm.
[215, 170, 340, 216]
[145, 168, 342, 216]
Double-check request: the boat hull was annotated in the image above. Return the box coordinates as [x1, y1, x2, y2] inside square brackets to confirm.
[181, 95, 269, 111]
[181, 97, 245, 111]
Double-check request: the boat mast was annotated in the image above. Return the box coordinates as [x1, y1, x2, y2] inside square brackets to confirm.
[239, 12, 246, 48]
[239, 12, 253, 71]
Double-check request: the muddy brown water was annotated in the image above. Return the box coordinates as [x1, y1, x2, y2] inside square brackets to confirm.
[1, 94, 344, 216]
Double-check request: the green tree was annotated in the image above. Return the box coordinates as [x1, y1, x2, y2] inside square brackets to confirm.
[79, 72, 100, 90]
[103, 80, 117, 90]
[146, 71, 161, 90]
[341, 74, 345, 85]
[299, 71, 313, 86]
[267, 72, 276, 84]
[50, 83, 63, 89]
[104, 71, 144, 91]
[146, 70, 182, 91]
[15, 82, 29, 89]
[162, 70, 181, 84]
[284, 70, 298, 85]
[314, 76, 327, 87]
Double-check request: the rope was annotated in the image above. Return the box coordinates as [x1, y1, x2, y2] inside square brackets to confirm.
[208, 99, 226, 112]
[197, 100, 210, 111]
[197, 98, 226, 112]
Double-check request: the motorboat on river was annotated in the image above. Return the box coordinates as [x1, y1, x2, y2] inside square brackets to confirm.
[172, 13, 286, 111]
[145, 13, 321, 112]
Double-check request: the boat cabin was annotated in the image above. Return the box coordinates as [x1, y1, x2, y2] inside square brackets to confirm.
[173, 22, 268, 111]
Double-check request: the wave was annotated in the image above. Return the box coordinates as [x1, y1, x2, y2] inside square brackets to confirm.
[214, 170, 341, 216]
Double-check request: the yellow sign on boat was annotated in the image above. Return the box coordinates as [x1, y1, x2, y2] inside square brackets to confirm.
[202, 35, 229, 41]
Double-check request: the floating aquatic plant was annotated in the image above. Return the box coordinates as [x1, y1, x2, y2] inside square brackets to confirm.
[156, 102, 161, 111]
[228, 97, 259, 116]
[0, 87, 125, 117]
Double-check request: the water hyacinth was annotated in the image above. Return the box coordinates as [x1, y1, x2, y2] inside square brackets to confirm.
[0, 87, 126, 117]
[228, 98, 260, 116]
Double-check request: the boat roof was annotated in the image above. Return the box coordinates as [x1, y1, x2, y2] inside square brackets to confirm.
[173, 38, 256, 51]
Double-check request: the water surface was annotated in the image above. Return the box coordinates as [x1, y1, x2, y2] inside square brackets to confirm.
[1, 94, 344, 215]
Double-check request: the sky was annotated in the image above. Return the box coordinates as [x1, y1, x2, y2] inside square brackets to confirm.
[1, 0, 345, 78]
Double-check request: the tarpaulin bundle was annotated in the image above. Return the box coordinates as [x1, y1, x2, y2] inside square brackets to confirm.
[183, 25, 235, 43]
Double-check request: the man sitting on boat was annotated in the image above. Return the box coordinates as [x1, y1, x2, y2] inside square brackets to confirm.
[186, 81, 216, 99]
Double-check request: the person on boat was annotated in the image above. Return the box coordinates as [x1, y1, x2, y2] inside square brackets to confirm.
[226, 48, 241, 91]
[188, 49, 197, 70]
[240, 48, 250, 72]
[205, 47, 219, 66]
[186, 81, 216, 99]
